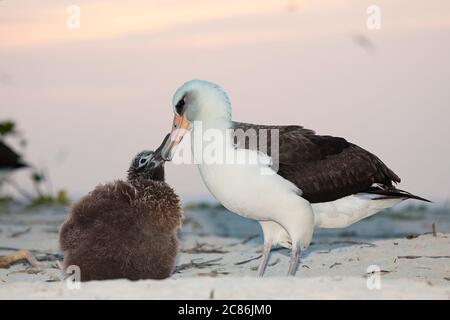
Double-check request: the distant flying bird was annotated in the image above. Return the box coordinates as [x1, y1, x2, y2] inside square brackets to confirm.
[160, 79, 429, 277]
[352, 33, 377, 55]
[59, 137, 182, 281]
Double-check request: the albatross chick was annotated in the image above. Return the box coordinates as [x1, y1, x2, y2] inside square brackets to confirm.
[59, 139, 182, 281]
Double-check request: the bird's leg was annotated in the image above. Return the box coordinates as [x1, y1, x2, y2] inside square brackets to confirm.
[257, 221, 278, 277]
[0, 250, 41, 269]
[287, 244, 301, 276]
[257, 241, 272, 277]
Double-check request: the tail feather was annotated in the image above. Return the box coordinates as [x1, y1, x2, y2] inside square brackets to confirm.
[366, 185, 431, 203]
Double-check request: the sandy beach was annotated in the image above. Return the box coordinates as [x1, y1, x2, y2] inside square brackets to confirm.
[2, 0, 450, 304]
[0, 203, 449, 299]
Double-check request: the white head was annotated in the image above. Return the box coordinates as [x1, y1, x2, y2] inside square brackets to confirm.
[172, 79, 232, 123]
[161, 80, 232, 160]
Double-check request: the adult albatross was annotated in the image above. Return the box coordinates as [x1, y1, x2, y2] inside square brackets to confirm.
[160, 79, 429, 277]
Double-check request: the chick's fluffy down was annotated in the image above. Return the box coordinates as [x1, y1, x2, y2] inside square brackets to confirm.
[59, 179, 182, 281]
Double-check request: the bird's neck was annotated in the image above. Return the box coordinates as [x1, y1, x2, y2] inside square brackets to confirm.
[191, 117, 236, 164]
[198, 117, 232, 131]
[127, 173, 164, 188]
[196, 94, 232, 131]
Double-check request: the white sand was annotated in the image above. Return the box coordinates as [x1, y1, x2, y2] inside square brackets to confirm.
[1, 276, 449, 300]
[0, 206, 449, 299]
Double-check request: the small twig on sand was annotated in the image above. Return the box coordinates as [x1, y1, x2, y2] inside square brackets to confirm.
[406, 231, 437, 239]
[250, 258, 281, 271]
[317, 241, 376, 248]
[175, 257, 223, 273]
[197, 270, 230, 277]
[0, 247, 63, 262]
[9, 227, 31, 238]
[0, 246, 20, 251]
[398, 255, 450, 260]
[365, 269, 393, 277]
[329, 262, 342, 269]
[234, 255, 262, 266]
[228, 234, 259, 247]
[34, 253, 64, 262]
[7, 268, 42, 276]
[241, 235, 259, 245]
[0, 250, 41, 268]
[0, 246, 38, 252]
[254, 247, 285, 254]
[432, 223, 437, 237]
[268, 258, 280, 267]
[181, 242, 228, 254]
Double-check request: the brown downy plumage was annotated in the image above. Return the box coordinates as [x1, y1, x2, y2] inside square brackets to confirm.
[59, 137, 182, 281]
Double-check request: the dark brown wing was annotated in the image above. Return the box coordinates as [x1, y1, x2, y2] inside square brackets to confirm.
[232, 121, 401, 203]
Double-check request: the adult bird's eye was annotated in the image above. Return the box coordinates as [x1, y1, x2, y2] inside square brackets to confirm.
[175, 98, 185, 115]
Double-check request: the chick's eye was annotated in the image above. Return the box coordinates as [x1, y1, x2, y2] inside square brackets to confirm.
[139, 158, 147, 165]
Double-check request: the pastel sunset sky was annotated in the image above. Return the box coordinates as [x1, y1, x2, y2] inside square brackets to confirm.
[1, 0, 449, 201]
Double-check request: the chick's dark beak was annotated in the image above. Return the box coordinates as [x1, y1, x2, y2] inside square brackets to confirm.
[149, 133, 170, 168]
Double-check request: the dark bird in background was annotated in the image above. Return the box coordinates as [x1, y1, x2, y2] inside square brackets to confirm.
[0, 140, 27, 172]
[59, 135, 182, 281]
[0, 140, 28, 192]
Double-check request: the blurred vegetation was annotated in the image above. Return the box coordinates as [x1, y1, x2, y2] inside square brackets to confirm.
[0, 120, 26, 147]
[0, 196, 14, 205]
[0, 120, 16, 136]
[0, 119, 70, 210]
[27, 190, 70, 208]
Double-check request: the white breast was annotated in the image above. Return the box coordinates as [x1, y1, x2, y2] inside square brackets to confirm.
[197, 148, 300, 221]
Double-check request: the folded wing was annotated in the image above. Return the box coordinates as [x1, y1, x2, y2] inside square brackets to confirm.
[232, 121, 401, 203]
